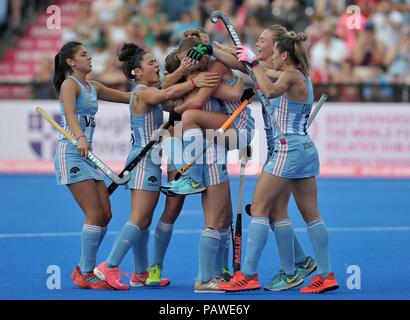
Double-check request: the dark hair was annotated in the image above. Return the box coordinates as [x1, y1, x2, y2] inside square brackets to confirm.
[276, 31, 310, 77]
[117, 43, 146, 80]
[165, 49, 181, 74]
[53, 41, 83, 94]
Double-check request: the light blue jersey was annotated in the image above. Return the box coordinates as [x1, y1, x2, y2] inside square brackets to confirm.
[263, 75, 319, 178]
[125, 84, 164, 191]
[54, 76, 103, 185]
[220, 76, 255, 149]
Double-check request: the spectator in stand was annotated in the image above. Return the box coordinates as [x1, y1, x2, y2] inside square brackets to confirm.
[310, 18, 348, 83]
[385, 25, 410, 83]
[63, 0, 98, 48]
[32, 57, 56, 99]
[93, 0, 124, 24]
[373, 2, 404, 49]
[159, 0, 196, 22]
[270, 0, 310, 32]
[108, 7, 129, 46]
[332, 59, 361, 102]
[98, 54, 128, 91]
[139, 0, 169, 48]
[151, 31, 174, 77]
[352, 21, 385, 68]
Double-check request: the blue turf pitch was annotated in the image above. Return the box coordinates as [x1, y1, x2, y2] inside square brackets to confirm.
[0, 174, 409, 300]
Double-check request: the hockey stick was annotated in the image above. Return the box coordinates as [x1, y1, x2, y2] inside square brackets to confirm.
[210, 10, 287, 145]
[36, 107, 131, 185]
[232, 144, 252, 272]
[173, 89, 254, 181]
[107, 120, 173, 194]
[243, 94, 328, 216]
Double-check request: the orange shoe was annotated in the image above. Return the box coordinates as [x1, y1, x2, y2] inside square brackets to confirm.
[130, 272, 170, 287]
[70, 266, 81, 281]
[300, 272, 339, 294]
[72, 266, 111, 290]
[94, 262, 129, 290]
[218, 271, 260, 292]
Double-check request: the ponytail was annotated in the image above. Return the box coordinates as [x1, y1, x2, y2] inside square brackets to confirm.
[53, 41, 83, 94]
[276, 31, 310, 77]
[117, 43, 146, 81]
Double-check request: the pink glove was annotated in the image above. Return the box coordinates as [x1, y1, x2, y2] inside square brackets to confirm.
[236, 45, 258, 65]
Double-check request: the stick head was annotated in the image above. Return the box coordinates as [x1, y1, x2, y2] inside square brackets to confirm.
[210, 10, 224, 23]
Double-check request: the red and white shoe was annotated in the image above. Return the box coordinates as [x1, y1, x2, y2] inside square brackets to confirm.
[93, 262, 129, 290]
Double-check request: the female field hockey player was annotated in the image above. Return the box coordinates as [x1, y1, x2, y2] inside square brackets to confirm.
[203, 25, 318, 291]
[143, 45, 244, 288]
[219, 31, 339, 294]
[158, 35, 254, 292]
[93, 43, 220, 290]
[54, 41, 134, 289]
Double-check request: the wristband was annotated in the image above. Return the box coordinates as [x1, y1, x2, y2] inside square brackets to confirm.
[76, 134, 86, 141]
[191, 78, 196, 88]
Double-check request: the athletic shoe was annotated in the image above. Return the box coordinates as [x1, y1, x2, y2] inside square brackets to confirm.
[130, 269, 171, 287]
[220, 267, 233, 282]
[145, 264, 171, 287]
[70, 266, 81, 281]
[300, 272, 339, 294]
[94, 262, 129, 290]
[296, 256, 317, 279]
[194, 277, 225, 293]
[71, 266, 111, 290]
[167, 175, 206, 195]
[218, 271, 260, 292]
[264, 270, 304, 291]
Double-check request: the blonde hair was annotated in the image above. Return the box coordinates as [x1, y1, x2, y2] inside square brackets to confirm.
[276, 31, 310, 77]
[266, 24, 288, 42]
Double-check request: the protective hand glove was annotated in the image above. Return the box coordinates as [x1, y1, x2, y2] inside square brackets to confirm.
[186, 44, 213, 62]
[236, 45, 259, 66]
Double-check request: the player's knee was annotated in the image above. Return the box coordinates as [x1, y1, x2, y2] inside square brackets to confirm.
[181, 109, 197, 126]
[102, 209, 112, 226]
[161, 209, 180, 224]
[136, 216, 153, 230]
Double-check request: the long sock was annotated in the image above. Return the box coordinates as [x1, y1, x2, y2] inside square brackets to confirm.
[243, 217, 270, 278]
[163, 137, 184, 171]
[215, 228, 230, 275]
[307, 219, 331, 276]
[131, 228, 150, 274]
[272, 219, 296, 275]
[293, 232, 307, 264]
[270, 221, 307, 265]
[106, 221, 140, 268]
[99, 226, 108, 247]
[152, 220, 174, 267]
[79, 224, 102, 274]
[222, 230, 231, 270]
[198, 228, 221, 283]
[183, 128, 203, 183]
